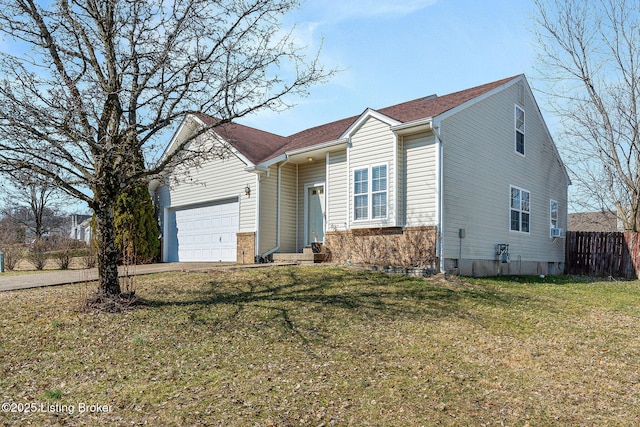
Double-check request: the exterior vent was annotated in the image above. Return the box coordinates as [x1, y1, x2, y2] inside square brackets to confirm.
[419, 94, 438, 102]
[551, 228, 563, 238]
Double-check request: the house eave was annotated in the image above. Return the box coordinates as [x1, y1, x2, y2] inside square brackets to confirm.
[390, 117, 434, 135]
[260, 138, 349, 167]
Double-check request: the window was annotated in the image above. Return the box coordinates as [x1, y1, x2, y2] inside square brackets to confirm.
[515, 105, 525, 155]
[550, 199, 559, 235]
[353, 164, 387, 221]
[354, 168, 368, 220]
[510, 186, 530, 232]
[372, 165, 387, 218]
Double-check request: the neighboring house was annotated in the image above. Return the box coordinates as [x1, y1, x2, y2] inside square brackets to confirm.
[152, 75, 570, 276]
[568, 211, 622, 232]
[69, 214, 93, 244]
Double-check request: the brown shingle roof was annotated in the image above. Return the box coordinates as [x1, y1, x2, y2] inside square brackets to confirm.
[568, 211, 620, 232]
[377, 75, 519, 122]
[196, 114, 288, 164]
[198, 75, 521, 164]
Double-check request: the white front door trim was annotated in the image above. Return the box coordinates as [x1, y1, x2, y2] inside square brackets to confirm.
[304, 182, 326, 246]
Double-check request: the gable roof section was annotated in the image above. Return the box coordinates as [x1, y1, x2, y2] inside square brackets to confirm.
[378, 75, 519, 123]
[194, 75, 523, 164]
[195, 114, 288, 165]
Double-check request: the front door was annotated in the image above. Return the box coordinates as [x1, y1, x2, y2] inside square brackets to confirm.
[306, 184, 325, 245]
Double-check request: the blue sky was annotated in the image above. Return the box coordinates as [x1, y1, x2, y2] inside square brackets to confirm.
[242, 0, 542, 136]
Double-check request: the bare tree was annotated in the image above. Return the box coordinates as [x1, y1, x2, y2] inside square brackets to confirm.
[0, 172, 68, 240]
[0, 0, 331, 296]
[532, 0, 640, 230]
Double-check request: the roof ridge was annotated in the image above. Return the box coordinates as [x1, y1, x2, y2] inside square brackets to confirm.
[197, 75, 523, 163]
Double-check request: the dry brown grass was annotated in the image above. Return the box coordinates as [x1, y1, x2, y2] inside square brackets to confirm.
[0, 267, 639, 426]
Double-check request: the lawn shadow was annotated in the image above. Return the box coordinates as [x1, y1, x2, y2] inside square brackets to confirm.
[142, 267, 532, 352]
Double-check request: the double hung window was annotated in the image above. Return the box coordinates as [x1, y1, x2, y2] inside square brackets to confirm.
[515, 105, 525, 155]
[510, 186, 530, 233]
[354, 164, 387, 221]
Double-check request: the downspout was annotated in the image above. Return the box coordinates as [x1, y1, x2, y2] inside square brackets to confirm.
[393, 131, 399, 226]
[346, 137, 352, 229]
[432, 122, 445, 274]
[261, 156, 290, 259]
[254, 168, 270, 262]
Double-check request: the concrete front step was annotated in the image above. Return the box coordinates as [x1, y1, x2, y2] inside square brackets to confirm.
[273, 246, 326, 264]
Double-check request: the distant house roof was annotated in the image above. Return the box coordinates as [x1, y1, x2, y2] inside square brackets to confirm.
[568, 211, 620, 232]
[196, 75, 521, 165]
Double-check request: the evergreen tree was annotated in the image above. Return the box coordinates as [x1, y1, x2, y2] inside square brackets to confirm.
[113, 184, 160, 265]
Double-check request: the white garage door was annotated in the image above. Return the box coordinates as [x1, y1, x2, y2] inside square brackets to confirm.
[170, 199, 239, 262]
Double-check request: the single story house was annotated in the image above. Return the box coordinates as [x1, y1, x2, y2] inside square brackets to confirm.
[568, 211, 622, 232]
[152, 74, 570, 276]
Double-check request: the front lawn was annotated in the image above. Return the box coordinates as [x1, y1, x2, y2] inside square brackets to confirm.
[1, 267, 639, 426]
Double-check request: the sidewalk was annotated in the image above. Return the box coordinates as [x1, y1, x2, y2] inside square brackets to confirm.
[0, 263, 234, 292]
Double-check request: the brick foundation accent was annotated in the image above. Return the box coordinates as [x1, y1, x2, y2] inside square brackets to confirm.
[236, 232, 255, 264]
[325, 226, 437, 268]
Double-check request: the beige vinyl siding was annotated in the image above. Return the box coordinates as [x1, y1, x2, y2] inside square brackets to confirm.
[280, 163, 297, 253]
[258, 166, 278, 254]
[402, 133, 438, 226]
[349, 117, 396, 228]
[441, 81, 568, 263]
[156, 147, 256, 233]
[297, 159, 326, 250]
[327, 150, 347, 230]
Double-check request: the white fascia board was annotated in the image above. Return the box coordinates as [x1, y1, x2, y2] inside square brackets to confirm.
[160, 114, 198, 160]
[257, 138, 349, 169]
[207, 130, 254, 167]
[286, 138, 349, 156]
[163, 114, 255, 168]
[341, 108, 402, 138]
[390, 117, 433, 135]
[253, 154, 288, 170]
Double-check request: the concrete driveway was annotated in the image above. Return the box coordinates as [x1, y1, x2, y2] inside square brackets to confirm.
[0, 263, 237, 292]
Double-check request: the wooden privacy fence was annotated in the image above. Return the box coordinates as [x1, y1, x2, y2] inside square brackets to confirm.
[565, 231, 640, 278]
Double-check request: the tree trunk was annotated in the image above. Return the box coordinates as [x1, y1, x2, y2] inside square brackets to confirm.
[94, 194, 121, 297]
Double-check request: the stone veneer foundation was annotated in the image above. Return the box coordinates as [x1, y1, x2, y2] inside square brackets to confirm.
[236, 232, 256, 264]
[324, 226, 437, 268]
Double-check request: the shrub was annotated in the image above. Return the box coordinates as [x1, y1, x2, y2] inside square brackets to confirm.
[28, 240, 48, 270]
[82, 251, 97, 269]
[1, 245, 24, 271]
[325, 226, 437, 269]
[114, 184, 160, 265]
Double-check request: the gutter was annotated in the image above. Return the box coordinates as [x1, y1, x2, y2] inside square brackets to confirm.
[390, 117, 433, 134]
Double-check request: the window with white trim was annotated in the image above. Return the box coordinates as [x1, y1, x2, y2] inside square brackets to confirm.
[515, 105, 525, 155]
[354, 168, 368, 220]
[550, 199, 559, 235]
[510, 186, 530, 232]
[353, 164, 387, 221]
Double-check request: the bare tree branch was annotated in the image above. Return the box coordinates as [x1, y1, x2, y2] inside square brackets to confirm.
[0, 0, 333, 295]
[533, 0, 640, 230]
